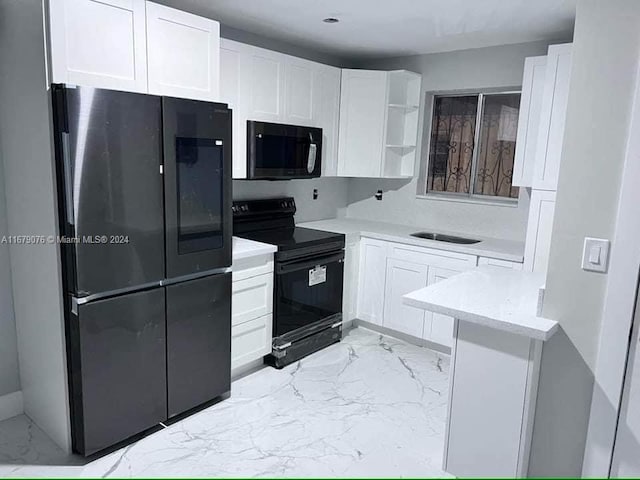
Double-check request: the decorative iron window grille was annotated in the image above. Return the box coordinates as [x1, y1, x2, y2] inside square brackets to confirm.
[426, 92, 521, 200]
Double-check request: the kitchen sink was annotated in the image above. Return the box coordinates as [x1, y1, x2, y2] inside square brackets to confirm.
[410, 232, 481, 244]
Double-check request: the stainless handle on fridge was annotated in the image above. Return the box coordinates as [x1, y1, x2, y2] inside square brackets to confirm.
[307, 132, 317, 174]
[61, 132, 74, 225]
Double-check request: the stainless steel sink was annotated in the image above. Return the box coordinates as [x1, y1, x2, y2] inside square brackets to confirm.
[410, 232, 481, 244]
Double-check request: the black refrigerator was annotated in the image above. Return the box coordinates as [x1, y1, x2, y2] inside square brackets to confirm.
[51, 85, 233, 456]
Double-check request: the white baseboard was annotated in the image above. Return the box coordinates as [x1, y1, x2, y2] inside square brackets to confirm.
[0, 390, 24, 422]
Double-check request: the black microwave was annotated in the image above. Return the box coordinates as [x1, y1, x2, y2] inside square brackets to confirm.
[247, 121, 322, 179]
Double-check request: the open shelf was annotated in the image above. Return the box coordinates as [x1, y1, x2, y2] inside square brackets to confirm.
[386, 144, 416, 149]
[388, 103, 420, 110]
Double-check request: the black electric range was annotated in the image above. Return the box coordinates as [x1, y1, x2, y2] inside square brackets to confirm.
[233, 197, 345, 368]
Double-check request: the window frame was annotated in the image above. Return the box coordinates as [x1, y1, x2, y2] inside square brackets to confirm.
[418, 87, 522, 205]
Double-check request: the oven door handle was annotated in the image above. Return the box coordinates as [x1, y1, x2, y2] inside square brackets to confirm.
[276, 251, 344, 275]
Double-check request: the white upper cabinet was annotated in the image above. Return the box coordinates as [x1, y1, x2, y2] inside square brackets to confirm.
[533, 43, 573, 191]
[219, 39, 341, 179]
[285, 61, 314, 125]
[338, 69, 422, 178]
[146, 2, 220, 101]
[512, 55, 547, 187]
[338, 69, 388, 177]
[248, 49, 285, 122]
[48, 0, 148, 92]
[315, 66, 342, 176]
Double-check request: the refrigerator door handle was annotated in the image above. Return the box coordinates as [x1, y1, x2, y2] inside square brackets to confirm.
[61, 132, 75, 225]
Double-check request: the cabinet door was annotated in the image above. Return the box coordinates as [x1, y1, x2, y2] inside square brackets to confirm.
[424, 266, 461, 348]
[232, 273, 273, 326]
[343, 240, 360, 323]
[356, 238, 388, 325]
[523, 189, 557, 274]
[48, 0, 148, 92]
[220, 39, 250, 179]
[512, 56, 547, 187]
[337, 69, 388, 177]
[533, 43, 573, 191]
[382, 258, 428, 338]
[166, 273, 231, 418]
[231, 314, 272, 371]
[248, 49, 285, 122]
[316, 66, 342, 176]
[284, 60, 314, 125]
[477, 257, 524, 270]
[146, 2, 220, 101]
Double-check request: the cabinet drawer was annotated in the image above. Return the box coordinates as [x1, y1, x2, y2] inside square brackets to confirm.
[231, 314, 272, 370]
[232, 254, 274, 282]
[478, 257, 523, 270]
[232, 273, 273, 326]
[387, 241, 477, 271]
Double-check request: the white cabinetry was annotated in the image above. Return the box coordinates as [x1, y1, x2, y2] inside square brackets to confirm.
[478, 257, 524, 270]
[48, 0, 148, 92]
[338, 69, 422, 178]
[356, 238, 389, 325]
[512, 56, 547, 187]
[533, 43, 573, 191]
[524, 190, 556, 274]
[231, 254, 274, 372]
[146, 2, 220, 101]
[425, 267, 460, 348]
[356, 237, 476, 348]
[48, 0, 221, 101]
[219, 39, 341, 179]
[383, 259, 428, 338]
[342, 239, 360, 323]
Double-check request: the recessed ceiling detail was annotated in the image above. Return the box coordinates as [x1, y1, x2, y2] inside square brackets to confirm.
[154, 0, 575, 59]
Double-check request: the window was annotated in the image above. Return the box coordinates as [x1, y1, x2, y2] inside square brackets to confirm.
[425, 92, 521, 200]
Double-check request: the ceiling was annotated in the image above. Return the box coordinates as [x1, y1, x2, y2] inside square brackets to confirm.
[156, 0, 576, 59]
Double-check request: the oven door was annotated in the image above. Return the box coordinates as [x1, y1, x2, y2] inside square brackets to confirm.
[163, 98, 232, 278]
[274, 250, 344, 339]
[247, 121, 322, 179]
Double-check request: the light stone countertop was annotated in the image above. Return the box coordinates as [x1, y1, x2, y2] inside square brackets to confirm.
[299, 218, 525, 262]
[232, 236, 277, 262]
[403, 265, 558, 341]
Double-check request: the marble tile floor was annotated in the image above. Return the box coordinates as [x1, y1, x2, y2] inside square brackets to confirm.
[0, 327, 451, 478]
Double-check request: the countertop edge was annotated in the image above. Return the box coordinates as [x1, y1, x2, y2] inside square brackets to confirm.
[403, 292, 559, 341]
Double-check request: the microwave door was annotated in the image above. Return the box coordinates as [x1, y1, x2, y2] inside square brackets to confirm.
[162, 97, 232, 279]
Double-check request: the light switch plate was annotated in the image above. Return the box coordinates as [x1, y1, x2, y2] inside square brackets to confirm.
[581, 237, 610, 273]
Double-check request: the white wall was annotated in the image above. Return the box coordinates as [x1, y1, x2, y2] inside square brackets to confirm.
[344, 40, 563, 241]
[528, 1, 640, 476]
[0, 0, 71, 451]
[0, 143, 20, 399]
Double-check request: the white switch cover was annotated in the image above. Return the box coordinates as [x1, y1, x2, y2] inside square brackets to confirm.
[581, 237, 610, 273]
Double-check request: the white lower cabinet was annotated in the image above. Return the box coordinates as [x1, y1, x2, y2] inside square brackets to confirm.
[356, 236, 477, 348]
[342, 239, 360, 323]
[231, 254, 274, 371]
[424, 267, 460, 348]
[356, 238, 389, 325]
[383, 259, 428, 338]
[478, 257, 524, 270]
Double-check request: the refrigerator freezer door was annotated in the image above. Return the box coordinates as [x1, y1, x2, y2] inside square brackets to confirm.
[162, 97, 232, 278]
[52, 85, 165, 297]
[69, 288, 167, 456]
[166, 273, 231, 418]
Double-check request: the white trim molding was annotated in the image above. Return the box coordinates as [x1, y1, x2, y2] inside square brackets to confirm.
[0, 390, 24, 422]
[582, 58, 640, 477]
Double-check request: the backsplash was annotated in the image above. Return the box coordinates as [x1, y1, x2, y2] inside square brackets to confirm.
[233, 177, 349, 223]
